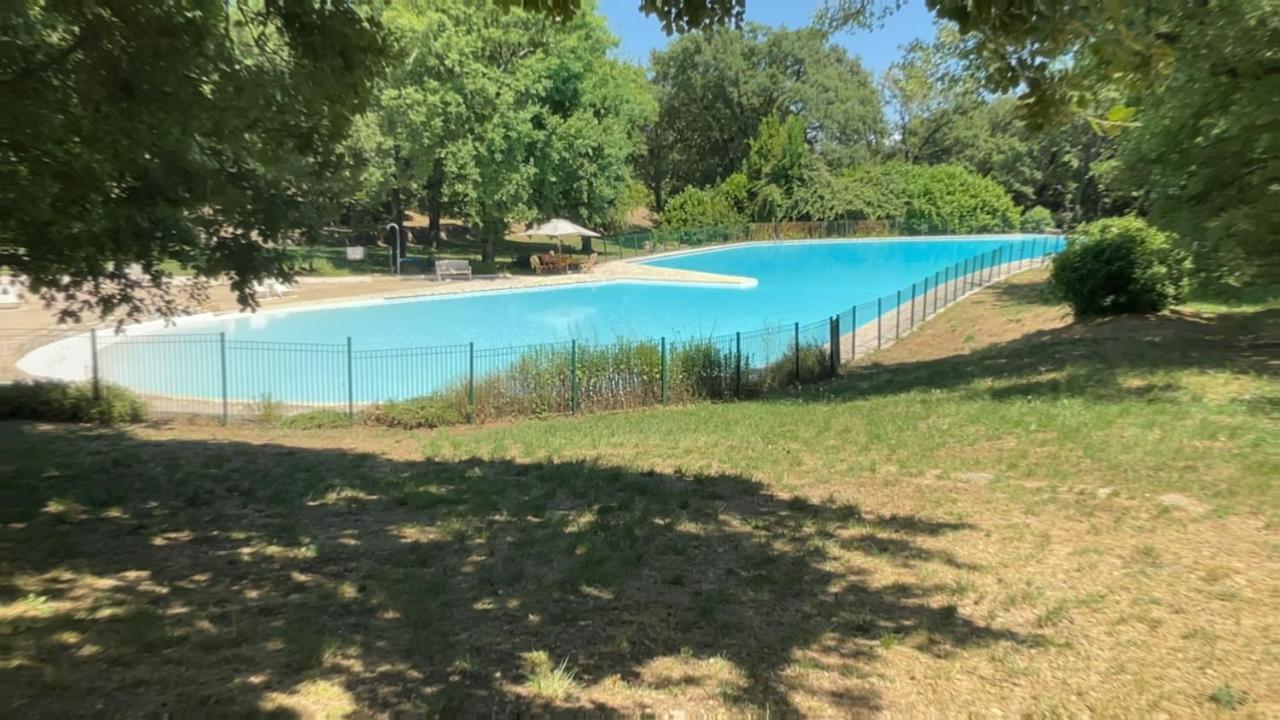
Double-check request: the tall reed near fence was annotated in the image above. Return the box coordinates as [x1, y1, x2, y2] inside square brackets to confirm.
[2, 235, 1063, 426]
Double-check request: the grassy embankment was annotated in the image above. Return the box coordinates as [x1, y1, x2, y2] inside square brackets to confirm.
[1, 269, 1276, 717]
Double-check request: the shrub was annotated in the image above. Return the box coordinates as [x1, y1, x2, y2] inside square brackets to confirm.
[759, 344, 830, 390]
[660, 186, 745, 230]
[801, 163, 1019, 234]
[279, 409, 352, 429]
[361, 395, 466, 429]
[717, 172, 751, 217]
[897, 164, 1021, 234]
[1050, 216, 1189, 317]
[1020, 206, 1055, 233]
[0, 380, 145, 424]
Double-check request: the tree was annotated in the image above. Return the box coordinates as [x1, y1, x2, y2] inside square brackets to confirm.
[350, 1, 652, 264]
[0, 0, 388, 321]
[822, 0, 1280, 284]
[1112, 1, 1280, 288]
[0, 0, 726, 322]
[742, 115, 817, 221]
[501, 0, 744, 33]
[528, 31, 656, 252]
[647, 26, 883, 203]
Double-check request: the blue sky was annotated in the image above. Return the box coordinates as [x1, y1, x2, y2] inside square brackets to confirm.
[598, 0, 939, 77]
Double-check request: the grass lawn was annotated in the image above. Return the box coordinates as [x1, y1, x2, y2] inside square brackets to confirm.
[1, 270, 1277, 717]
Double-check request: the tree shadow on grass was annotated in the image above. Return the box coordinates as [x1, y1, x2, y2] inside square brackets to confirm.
[0, 422, 1025, 718]
[828, 306, 1279, 404]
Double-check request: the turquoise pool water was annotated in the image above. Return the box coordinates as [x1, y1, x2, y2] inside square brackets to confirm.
[92, 236, 1060, 404]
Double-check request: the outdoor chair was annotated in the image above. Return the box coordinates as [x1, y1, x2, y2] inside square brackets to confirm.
[530, 255, 544, 275]
[251, 278, 296, 299]
[435, 259, 473, 281]
[579, 252, 598, 274]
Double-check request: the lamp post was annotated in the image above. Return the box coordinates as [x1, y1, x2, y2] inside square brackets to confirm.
[386, 223, 402, 275]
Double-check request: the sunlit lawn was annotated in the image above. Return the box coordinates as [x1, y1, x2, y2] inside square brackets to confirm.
[1, 271, 1277, 717]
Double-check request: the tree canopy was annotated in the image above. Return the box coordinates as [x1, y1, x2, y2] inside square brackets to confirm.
[1, 0, 388, 320]
[645, 26, 883, 206]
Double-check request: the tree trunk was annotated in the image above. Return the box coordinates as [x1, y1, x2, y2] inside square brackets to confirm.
[426, 161, 444, 251]
[481, 223, 498, 265]
[580, 236, 594, 253]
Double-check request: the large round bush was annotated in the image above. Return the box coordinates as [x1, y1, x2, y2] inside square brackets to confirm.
[659, 186, 744, 229]
[1050, 216, 1188, 316]
[898, 164, 1021, 234]
[1020, 206, 1055, 233]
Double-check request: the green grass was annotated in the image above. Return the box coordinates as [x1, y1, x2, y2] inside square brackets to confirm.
[1, 271, 1276, 717]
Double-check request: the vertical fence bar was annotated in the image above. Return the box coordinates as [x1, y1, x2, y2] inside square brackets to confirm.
[850, 305, 857, 360]
[467, 342, 476, 424]
[570, 340, 578, 415]
[89, 329, 100, 401]
[876, 297, 883, 349]
[830, 315, 840, 375]
[735, 331, 743, 398]
[660, 337, 667, 404]
[345, 337, 354, 419]
[792, 323, 800, 383]
[910, 283, 917, 331]
[895, 290, 902, 338]
[943, 266, 951, 306]
[219, 331, 229, 426]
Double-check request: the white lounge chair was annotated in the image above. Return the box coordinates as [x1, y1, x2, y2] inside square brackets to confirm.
[252, 278, 296, 299]
[435, 259, 472, 281]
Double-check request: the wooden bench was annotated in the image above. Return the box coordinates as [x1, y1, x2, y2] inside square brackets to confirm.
[435, 259, 472, 281]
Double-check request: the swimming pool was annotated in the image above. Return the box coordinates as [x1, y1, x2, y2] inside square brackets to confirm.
[24, 235, 1061, 406]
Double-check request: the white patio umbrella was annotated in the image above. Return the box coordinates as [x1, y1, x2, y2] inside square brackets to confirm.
[521, 218, 600, 253]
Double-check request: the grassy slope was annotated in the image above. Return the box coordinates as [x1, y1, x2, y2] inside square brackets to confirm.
[1, 270, 1277, 718]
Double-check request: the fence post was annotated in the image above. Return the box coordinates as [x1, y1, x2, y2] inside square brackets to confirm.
[943, 266, 951, 306]
[467, 342, 475, 424]
[876, 297, 882, 349]
[895, 290, 902, 339]
[660, 336, 667, 404]
[345, 336, 354, 419]
[850, 305, 858, 360]
[792, 322, 800, 384]
[570, 340, 578, 415]
[219, 331, 229, 426]
[910, 282, 917, 331]
[89, 328, 100, 401]
[829, 315, 840, 375]
[735, 331, 742, 398]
